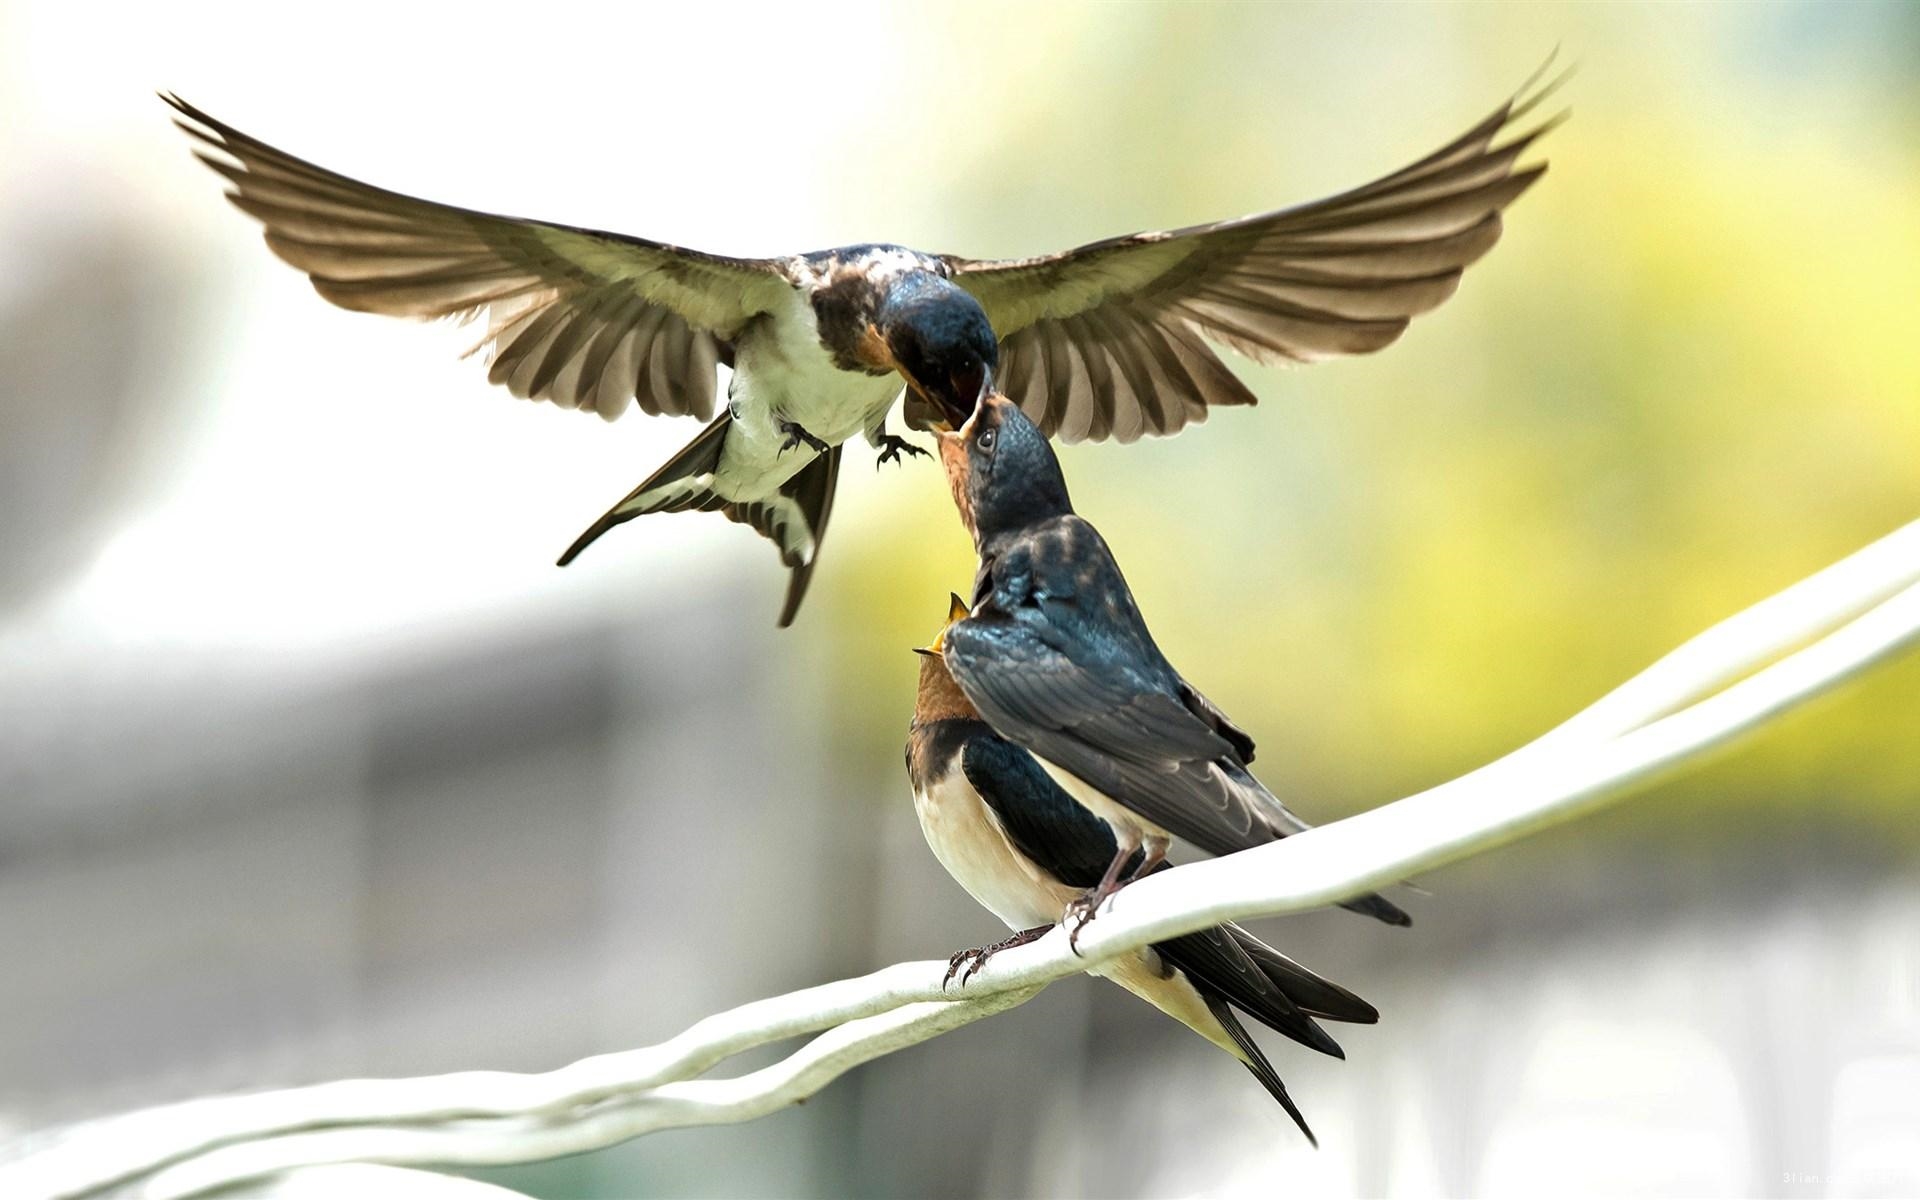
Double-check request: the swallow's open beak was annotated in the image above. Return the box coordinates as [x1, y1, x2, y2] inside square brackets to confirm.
[923, 363, 991, 432]
[905, 379, 943, 430]
[926, 399, 964, 433]
[916, 591, 971, 654]
[949, 396, 986, 440]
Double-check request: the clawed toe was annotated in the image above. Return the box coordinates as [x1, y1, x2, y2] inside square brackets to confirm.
[942, 925, 1051, 988]
[943, 946, 1000, 988]
[940, 948, 975, 990]
[874, 435, 930, 469]
[1063, 888, 1117, 955]
[1064, 900, 1096, 956]
[778, 420, 831, 455]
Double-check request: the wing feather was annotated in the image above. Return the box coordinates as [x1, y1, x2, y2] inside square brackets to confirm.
[943, 605, 1279, 856]
[575, 295, 649, 416]
[526, 288, 620, 398]
[650, 317, 691, 415]
[1128, 317, 1207, 434]
[165, 94, 791, 422]
[947, 66, 1563, 441]
[603, 307, 667, 416]
[1081, 310, 1153, 443]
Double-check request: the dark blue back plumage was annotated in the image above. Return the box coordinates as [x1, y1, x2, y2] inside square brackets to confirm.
[943, 397, 1411, 925]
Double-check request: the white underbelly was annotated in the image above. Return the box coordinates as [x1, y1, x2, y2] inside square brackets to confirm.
[716, 295, 901, 499]
[913, 773, 1239, 1059]
[913, 776, 1077, 931]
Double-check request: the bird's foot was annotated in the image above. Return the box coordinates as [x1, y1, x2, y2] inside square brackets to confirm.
[1064, 881, 1129, 956]
[943, 925, 1052, 989]
[777, 420, 831, 456]
[873, 434, 930, 470]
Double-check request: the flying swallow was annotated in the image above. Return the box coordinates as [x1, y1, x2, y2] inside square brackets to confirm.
[908, 596, 1378, 1143]
[162, 65, 1556, 623]
[936, 395, 1411, 939]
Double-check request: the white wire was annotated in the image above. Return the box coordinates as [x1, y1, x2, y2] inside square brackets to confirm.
[5, 519, 1917, 1200]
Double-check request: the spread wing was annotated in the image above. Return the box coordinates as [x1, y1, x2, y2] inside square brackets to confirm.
[165, 95, 794, 422]
[945, 62, 1565, 443]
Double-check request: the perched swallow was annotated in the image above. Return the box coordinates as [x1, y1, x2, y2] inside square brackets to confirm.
[936, 395, 1411, 939]
[163, 66, 1555, 623]
[907, 596, 1378, 1142]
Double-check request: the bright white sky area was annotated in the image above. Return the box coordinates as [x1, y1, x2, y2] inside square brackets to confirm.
[0, 1, 971, 660]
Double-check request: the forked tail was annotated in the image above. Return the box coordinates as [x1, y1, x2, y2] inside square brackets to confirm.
[559, 413, 843, 626]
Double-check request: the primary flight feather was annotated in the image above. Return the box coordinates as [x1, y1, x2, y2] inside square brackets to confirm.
[164, 63, 1557, 623]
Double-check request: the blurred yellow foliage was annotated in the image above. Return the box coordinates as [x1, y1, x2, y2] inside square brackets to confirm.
[818, 2, 1919, 845]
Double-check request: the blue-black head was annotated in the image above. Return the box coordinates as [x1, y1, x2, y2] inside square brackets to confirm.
[879, 274, 998, 430]
[938, 393, 1072, 547]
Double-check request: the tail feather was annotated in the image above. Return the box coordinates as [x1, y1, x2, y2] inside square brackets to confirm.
[1227, 925, 1380, 1024]
[1203, 991, 1316, 1146]
[557, 412, 843, 625]
[725, 443, 841, 627]
[1144, 859, 1379, 1045]
[557, 412, 731, 566]
[1154, 928, 1344, 1059]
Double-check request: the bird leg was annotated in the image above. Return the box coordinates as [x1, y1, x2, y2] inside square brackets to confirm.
[1127, 835, 1169, 883]
[872, 433, 930, 469]
[777, 419, 831, 455]
[1064, 835, 1144, 955]
[944, 925, 1052, 989]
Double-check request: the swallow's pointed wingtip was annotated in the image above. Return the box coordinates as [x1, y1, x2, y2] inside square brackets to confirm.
[1341, 890, 1414, 927]
[158, 92, 211, 129]
[1511, 50, 1578, 129]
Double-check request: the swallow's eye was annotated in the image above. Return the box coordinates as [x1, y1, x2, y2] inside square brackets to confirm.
[977, 428, 996, 453]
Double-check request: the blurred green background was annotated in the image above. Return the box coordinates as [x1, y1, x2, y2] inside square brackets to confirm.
[3, 2, 1916, 1197]
[812, 0, 1920, 846]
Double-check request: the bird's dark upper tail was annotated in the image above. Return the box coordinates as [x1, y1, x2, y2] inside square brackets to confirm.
[557, 413, 842, 626]
[1226, 924, 1380, 1025]
[1153, 906, 1384, 1142]
[1154, 921, 1378, 1053]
